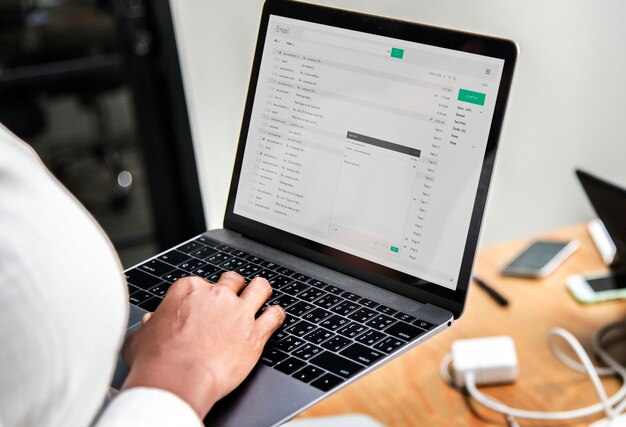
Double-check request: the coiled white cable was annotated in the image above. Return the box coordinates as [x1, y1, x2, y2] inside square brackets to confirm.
[440, 321, 626, 424]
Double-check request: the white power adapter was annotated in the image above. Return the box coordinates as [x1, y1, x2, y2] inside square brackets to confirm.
[451, 335, 518, 386]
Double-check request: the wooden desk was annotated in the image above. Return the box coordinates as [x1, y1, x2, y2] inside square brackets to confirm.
[297, 224, 626, 426]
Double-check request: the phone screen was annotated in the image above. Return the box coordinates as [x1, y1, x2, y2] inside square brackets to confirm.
[507, 241, 569, 270]
[588, 272, 626, 293]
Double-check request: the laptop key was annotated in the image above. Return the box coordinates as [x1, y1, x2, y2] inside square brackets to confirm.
[149, 282, 172, 298]
[375, 304, 398, 316]
[311, 373, 343, 391]
[366, 314, 397, 331]
[275, 336, 305, 353]
[307, 279, 328, 289]
[325, 285, 344, 295]
[340, 343, 384, 366]
[270, 295, 297, 309]
[286, 301, 315, 317]
[283, 314, 299, 327]
[413, 319, 435, 330]
[139, 259, 175, 277]
[314, 294, 343, 309]
[190, 246, 217, 260]
[292, 365, 324, 383]
[268, 330, 288, 343]
[331, 300, 359, 316]
[245, 254, 265, 264]
[293, 343, 322, 360]
[194, 264, 221, 278]
[356, 329, 386, 347]
[342, 292, 361, 302]
[292, 273, 311, 282]
[385, 322, 425, 341]
[320, 314, 350, 331]
[275, 357, 306, 375]
[267, 290, 283, 303]
[373, 336, 406, 354]
[216, 244, 236, 254]
[276, 266, 296, 276]
[269, 275, 295, 289]
[126, 269, 161, 290]
[206, 269, 226, 283]
[260, 260, 279, 270]
[394, 312, 417, 323]
[359, 298, 380, 309]
[129, 290, 152, 305]
[237, 264, 262, 278]
[281, 281, 310, 296]
[337, 323, 367, 339]
[139, 297, 161, 312]
[157, 249, 190, 266]
[161, 269, 190, 283]
[347, 307, 377, 323]
[298, 288, 325, 302]
[287, 321, 316, 337]
[220, 257, 247, 270]
[205, 252, 231, 265]
[320, 335, 351, 352]
[260, 348, 288, 366]
[303, 328, 333, 345]
[254, 269, 278, 280]
[178, 259, 207, 273]
[176, 241, 203, 254]
[302, 307, 331, 323]
[310, 352, 364, 378]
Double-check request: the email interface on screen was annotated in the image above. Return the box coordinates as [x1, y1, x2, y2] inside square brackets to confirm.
[234, 16, 504, 290]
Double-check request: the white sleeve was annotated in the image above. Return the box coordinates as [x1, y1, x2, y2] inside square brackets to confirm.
[95, 388, 202, 427]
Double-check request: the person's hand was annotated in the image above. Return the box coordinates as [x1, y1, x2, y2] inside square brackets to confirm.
[121, 272, 285, 418]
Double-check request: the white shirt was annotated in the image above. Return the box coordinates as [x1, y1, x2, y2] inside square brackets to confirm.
[0, 125, 201, 427]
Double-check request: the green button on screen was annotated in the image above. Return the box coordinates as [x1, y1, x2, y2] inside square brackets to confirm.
[390, 246, 399, 253]
[458, 89, 486, 106]
[390, 48, 404, 59]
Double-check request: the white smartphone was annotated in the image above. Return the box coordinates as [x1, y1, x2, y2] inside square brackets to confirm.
[500, 240, 580, 278]
[567, 270, 626, 303]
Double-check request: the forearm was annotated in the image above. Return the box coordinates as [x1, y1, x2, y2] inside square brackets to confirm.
[94, 387, 202, 427]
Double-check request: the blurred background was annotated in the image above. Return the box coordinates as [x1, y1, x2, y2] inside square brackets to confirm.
[170, 0, 626, 245]
[4, 0, 626, 267]
[0, 0, 205, 267]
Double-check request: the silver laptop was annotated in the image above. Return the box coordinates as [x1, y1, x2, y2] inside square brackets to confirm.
[113, 1, 517, 426]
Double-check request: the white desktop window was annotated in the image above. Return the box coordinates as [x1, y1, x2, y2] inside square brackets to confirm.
[234, 16, 504, 290]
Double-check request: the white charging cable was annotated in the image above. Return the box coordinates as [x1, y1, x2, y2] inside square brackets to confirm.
[440, 320, 626, 425]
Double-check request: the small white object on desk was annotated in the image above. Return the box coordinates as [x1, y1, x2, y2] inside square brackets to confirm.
[283, 414, 386, 427]
[588, 219, 617, 265]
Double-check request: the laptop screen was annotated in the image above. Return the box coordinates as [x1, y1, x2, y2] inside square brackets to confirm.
[233, 14, 505, 291]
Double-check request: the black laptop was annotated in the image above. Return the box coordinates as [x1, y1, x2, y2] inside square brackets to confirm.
[115, 1, 518, 426]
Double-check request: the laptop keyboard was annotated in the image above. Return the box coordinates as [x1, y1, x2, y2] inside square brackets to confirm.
[125, 236, 435, 391]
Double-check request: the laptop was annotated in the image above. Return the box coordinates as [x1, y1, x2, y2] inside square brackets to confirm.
[113, 1, 517, 425]
[576, 169, 626, 267]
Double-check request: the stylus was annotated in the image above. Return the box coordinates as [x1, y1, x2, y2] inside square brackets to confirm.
[473, 276, 510, 307]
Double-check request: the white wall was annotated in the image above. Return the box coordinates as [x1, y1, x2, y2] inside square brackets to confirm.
[170, 0, 626, 245]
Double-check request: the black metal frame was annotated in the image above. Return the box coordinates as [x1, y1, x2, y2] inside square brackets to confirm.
[114, 0, 206, 248]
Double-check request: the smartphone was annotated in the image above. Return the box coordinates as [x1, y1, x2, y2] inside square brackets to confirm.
[500, 240, 579, 278]
[567, 271, 626, 303]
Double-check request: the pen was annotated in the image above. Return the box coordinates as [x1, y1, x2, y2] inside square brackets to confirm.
[473, 276, 510, 307]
